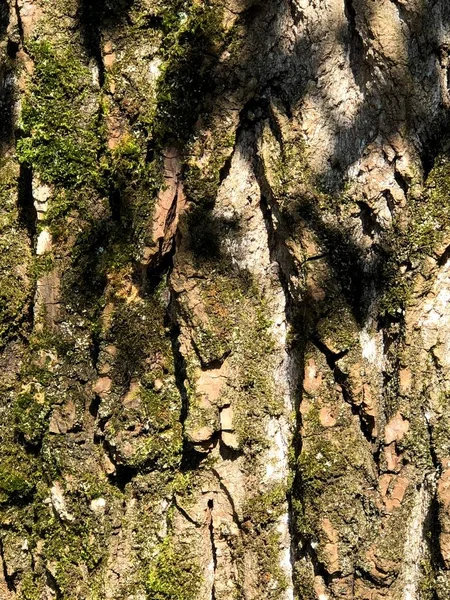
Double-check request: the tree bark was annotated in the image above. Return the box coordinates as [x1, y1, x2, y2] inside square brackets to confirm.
[0, 0, 450, 598]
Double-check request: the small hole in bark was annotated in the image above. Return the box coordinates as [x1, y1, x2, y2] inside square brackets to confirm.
[89, 395, 101, 418]
[7, 39, 19, 58]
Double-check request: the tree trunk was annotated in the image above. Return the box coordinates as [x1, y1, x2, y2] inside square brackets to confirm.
[1, 0, 450, 598]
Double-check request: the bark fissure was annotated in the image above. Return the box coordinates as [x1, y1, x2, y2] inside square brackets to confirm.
[207, 499, 218, 600]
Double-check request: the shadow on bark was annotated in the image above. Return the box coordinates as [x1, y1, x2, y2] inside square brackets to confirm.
[0, 1, 15, 151]
[78, 0, 135, 83]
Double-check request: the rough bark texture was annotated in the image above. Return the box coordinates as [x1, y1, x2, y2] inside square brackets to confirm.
[1, 0, 450, 598]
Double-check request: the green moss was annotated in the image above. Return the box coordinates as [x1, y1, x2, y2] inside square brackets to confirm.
[148, 0, 236, 209]
[20, 573, 46, 600]
[13, 385, 52, 446]
[31, 252, 55, 279]
[108, 291, 172, 383]
[407, 156, 450, 257]
[418, 558, 437, 600]
[146, 537, 202, 600]
[140, 384, 183, 469]
[40, 517, 105, 594]
[99, 284, 183, 470]
[111, 421, 183, 471]
[105, 135, 163, 252]
[294, 397, 376, 559]
[380, 153, 450, 316]
[315, 300, 358, 353]
[183, 125, 236, 205]
[25, 474, 113, 596]
[0, 445, 37, 503]
[379, 270, 411, 318]
[298, 437, 347, 492]
[293, 560, 316, 600]
[259, 119, 309, 209]
[243, 484, 286, 528]
[16, 40, 162, 257]
[397, 412, 433, 468]
[17, 40, 102, 189]
[181, 265, 281, 450]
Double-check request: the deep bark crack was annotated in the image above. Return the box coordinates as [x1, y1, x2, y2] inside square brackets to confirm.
[312, 336, 377, 444]
[207, 499, 217, 600]
[0, 538, 16, 592]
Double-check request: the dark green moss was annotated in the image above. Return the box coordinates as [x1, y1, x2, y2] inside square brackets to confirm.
[108, 291, 172, 383]
[0, 445, 37, 503]
[104, 136, 163, 251]
[152, 0, 224, 146]
[98, 283, 183, 470]
[293, 560, 316, 600]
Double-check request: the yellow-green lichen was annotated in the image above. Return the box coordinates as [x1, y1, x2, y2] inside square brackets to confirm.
[182, 266, 282, 451]
[241, 485, 289, 598]
[146, 536, 202, 600]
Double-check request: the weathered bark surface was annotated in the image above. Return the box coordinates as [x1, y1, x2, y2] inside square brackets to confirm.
[1, 0, 450, 598]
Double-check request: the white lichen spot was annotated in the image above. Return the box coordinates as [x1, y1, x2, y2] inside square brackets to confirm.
[36, 229, 52, 255]
[402, 482, 431, 600]
[149, 58, 162, 80]
[277, 512, 294, 600]
[33, 178, 51, 220]
[360, 328, 381, 366]
[264, 420, 287, 483]
[90, 62, 100, 88]
[90, 497, 106, 514]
